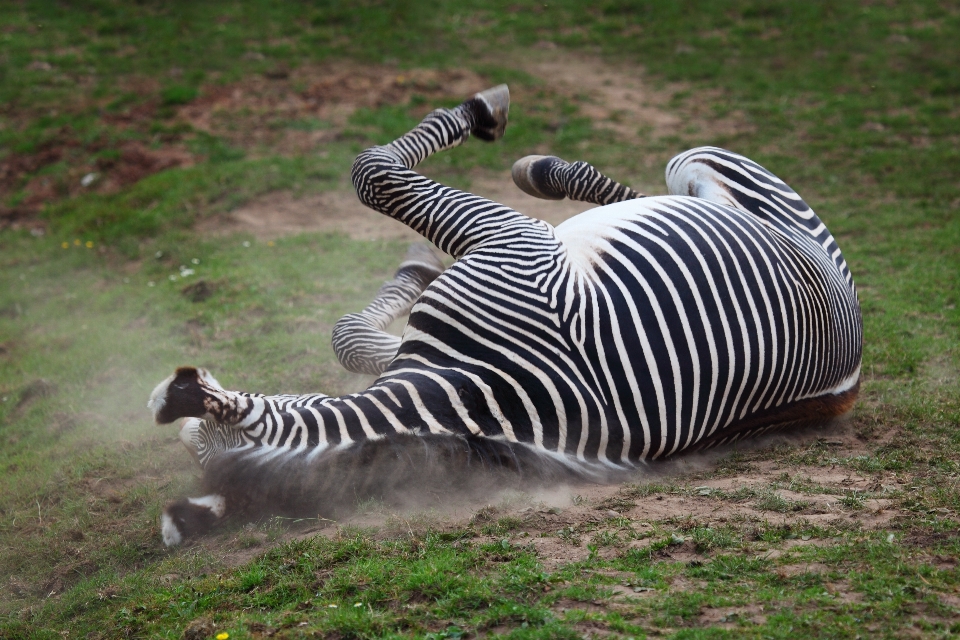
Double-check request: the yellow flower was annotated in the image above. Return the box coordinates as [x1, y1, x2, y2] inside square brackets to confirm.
[73, 239, 81, 246]
[267, 241, 275, 247]
[216, 634, 229, 640]
[62, 242, 69, 249]
[85, 241, 94, 248]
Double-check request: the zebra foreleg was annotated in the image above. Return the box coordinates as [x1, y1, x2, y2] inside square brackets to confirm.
[511, 155, 643, 205]
[331, 243, 444, 375]
[161, 494, 227, 546]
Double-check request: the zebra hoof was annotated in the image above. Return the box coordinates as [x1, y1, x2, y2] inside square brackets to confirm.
[148, 367, 220, 424]
[161, 495, 226, 546]
[511, 155, 567, 200]
[472, 84, 510, 141]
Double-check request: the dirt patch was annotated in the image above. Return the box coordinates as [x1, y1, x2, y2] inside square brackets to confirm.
[516, 50, 753, 148]
[4, 49, 752, 234]
[522, 54, 681, 144]
[0, 137, 193, 231]
[776, 562, 831, 577]
[92, 142, 193, 192]
[177, 63, 491, 157]
[825, 580, 864, 604]
[699, 604, 767, 627]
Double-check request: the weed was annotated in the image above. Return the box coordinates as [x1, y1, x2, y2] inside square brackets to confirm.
[754, 491, 809, 514]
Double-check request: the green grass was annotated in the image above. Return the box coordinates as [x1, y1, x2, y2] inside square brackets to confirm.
[2, 0, 960, 637]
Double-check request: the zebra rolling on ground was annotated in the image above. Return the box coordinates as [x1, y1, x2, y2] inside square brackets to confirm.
[148, 85, 862, 546]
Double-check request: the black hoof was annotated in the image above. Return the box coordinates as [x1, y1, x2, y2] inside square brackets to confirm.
[471, 84, 510, 141]
[511, 155, 567, 200]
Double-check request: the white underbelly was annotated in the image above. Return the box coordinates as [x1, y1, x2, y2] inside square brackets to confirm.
[553, 196, 689, 269]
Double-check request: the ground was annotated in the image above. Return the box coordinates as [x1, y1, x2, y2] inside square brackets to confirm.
[1, 2, 959, 639]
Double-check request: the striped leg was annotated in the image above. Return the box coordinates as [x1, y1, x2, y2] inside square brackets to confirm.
[351, 85, 554, 259]
[511, 155, 643, 205]
[332, 243, 444, 375]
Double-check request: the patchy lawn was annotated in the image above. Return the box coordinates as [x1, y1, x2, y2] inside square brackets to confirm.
[1, 1, 959, 638]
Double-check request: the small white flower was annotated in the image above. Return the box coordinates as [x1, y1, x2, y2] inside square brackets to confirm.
[191, 258, 200, 264]
[328, 603, 337, 608]
[148, 281, 155, 287]
[242, 241, 251, 248]
[354, 602, 362, 607]
[81, 172, 97, 187]
[169, 274, 178, 281]
[180, 268, 195, 277]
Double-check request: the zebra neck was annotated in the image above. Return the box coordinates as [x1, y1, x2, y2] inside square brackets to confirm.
[233, 381, 441, 452]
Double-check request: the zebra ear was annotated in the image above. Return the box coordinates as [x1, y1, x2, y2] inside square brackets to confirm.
[148, 367, 208, 424]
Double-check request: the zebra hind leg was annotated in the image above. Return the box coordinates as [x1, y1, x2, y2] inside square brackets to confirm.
[512, 155, 643, 205]
[332, 243, 444, 375]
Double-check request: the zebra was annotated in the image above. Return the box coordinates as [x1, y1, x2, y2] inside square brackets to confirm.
[148, 85, 862, 546]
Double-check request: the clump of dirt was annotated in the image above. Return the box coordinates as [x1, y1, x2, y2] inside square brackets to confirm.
[181, 617, 216, 640]
[181, 279, 216, 303]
